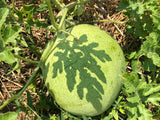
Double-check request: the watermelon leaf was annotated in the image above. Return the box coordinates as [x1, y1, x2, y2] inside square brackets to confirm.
[0, 8, 9, 28]
[0, 47, 16, 64]
[123, 73, 160, 119]
[0, 112, 18, 120]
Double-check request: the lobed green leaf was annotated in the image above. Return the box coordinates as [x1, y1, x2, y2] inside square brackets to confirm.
[0, 112, 18, 120]
[123, 73, 160, 119]
[0, 8, 9, 28]
[146, 93, 160, 106]
[2, 24, 22, 44]
[144, 85, 160, 96]
[0, 47, 16, 64]
[141, 58, 156, 71]
[137, 103, 152, 120]
[141, 32, 160, 67]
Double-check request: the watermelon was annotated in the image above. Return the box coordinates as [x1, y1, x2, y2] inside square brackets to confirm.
[41, 24, 125, 116]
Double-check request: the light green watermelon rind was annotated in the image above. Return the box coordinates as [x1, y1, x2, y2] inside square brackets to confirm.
[42, 24, 125, 116]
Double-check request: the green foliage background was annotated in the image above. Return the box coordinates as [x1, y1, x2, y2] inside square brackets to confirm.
[0, 0, 160, 119]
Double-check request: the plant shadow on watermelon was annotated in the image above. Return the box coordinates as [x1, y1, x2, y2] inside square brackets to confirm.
[45, 34, 112, 112]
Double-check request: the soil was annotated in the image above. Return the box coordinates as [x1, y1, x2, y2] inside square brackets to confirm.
[0, 0, 136, 119]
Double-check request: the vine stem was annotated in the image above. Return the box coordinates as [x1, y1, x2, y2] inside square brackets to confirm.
[58, 7, 68, 30]
[91, 19, 126, 25]
[51, 0, 64, 10]
[14, 54, 39, 64]
[45, 0, 58, 30]
[0, 66, 40, 110]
